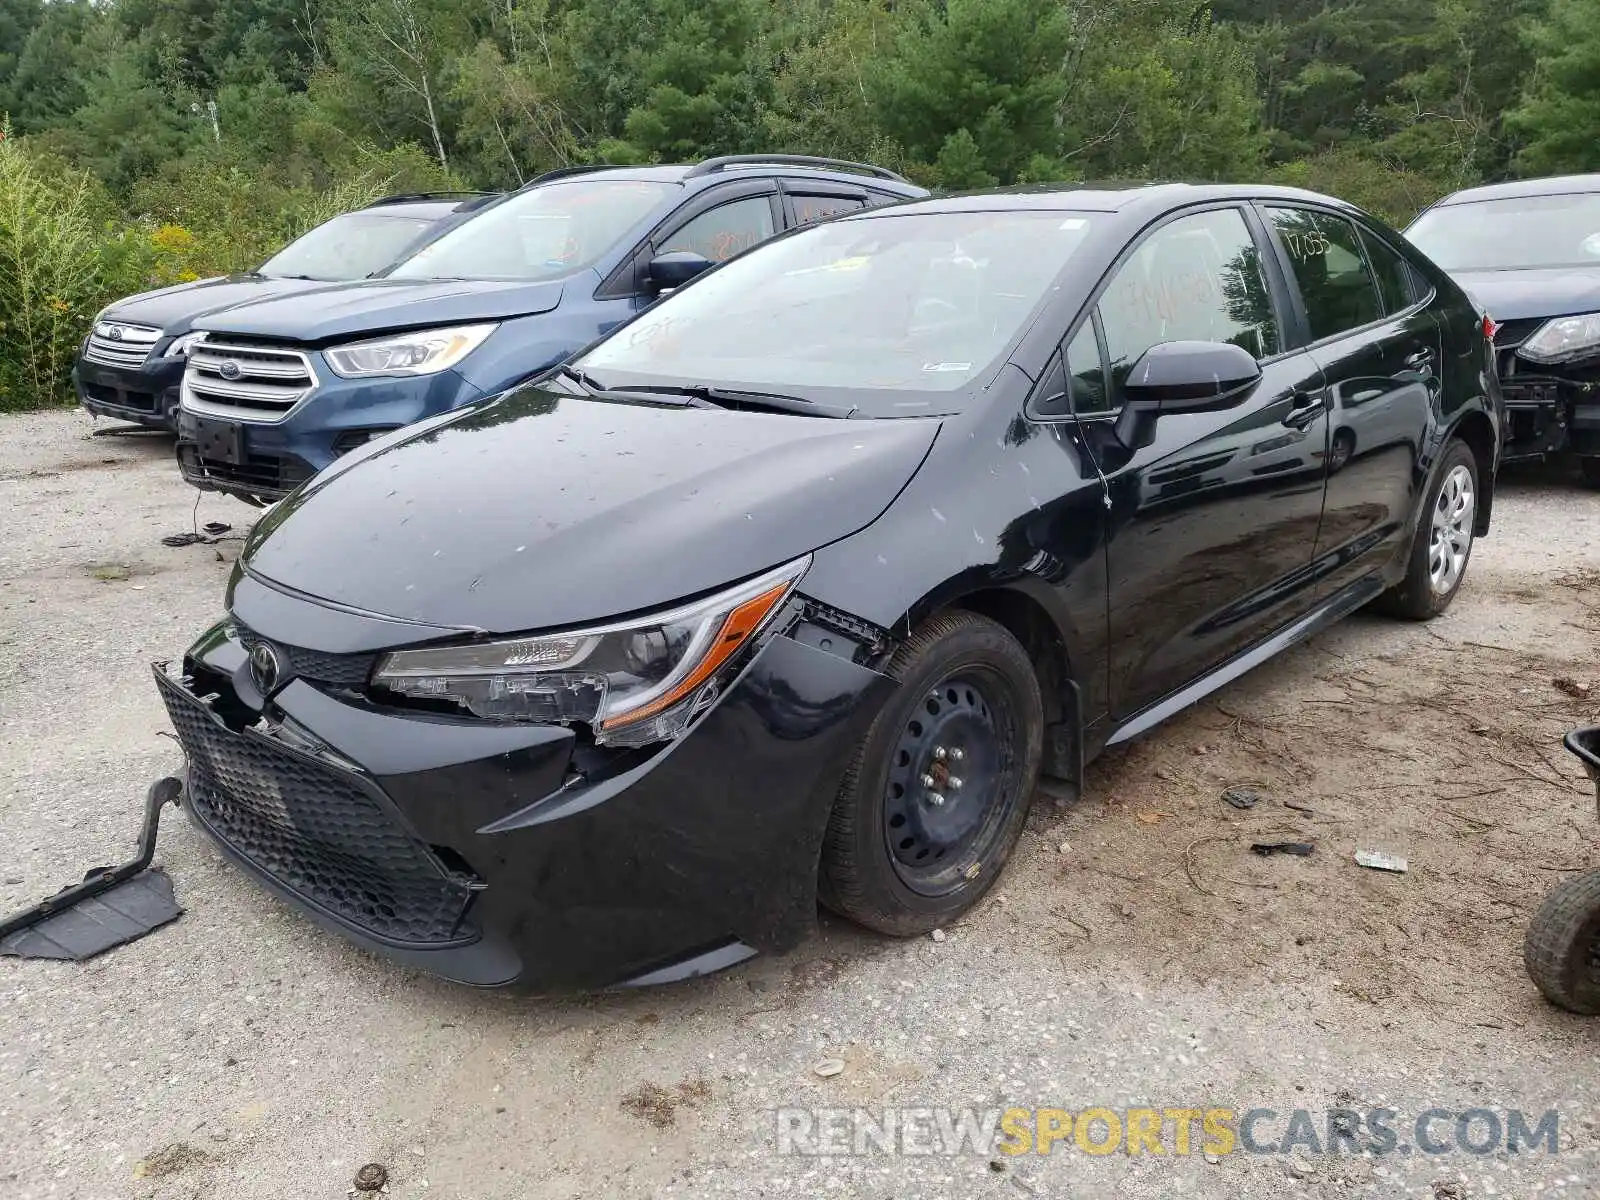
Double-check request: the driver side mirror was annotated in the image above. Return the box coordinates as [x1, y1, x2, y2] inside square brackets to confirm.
[1115, 340, 1262, 451]
[646, 250, 714, 294]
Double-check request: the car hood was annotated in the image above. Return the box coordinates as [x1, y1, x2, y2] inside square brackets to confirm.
[100, 275, 345, 334]
[194, 277, 569, 343]
[1451, 268, 1600, 322]
[240, 388, 940, 634]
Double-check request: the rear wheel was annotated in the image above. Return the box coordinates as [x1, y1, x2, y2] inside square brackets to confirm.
[1524, 869, 1600, 1015]
[1374, 439, 1478, 620]
[819, 610, 1044, 936]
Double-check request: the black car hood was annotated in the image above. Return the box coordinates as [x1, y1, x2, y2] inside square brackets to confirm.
[101, 275, 345, 335]
[194, 277, 568, 343]
[241, 388, 940, 634]
[1452, 268, 1600, 322]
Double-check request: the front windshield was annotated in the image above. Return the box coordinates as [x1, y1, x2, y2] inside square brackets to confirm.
[259, 212, 437, 280]
[389, 179, 675, 282]
[576, 209, 1100, 408]
[1407, 192, 1600, 271]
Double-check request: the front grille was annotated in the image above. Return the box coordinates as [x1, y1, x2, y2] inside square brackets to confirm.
[234, 621, 378, 689]
[83, 322, 162, 369]
[156, 667, 480, 946]
[183, 340, 316, 421]
[1494, 318, 1548, 381]
[178, 442, 315, 498]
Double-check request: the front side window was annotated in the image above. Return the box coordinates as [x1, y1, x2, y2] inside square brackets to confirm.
[1266, 207, 1382, 340]
[1405, 191, 1600, 271]
[389, 179, 674, 282]
[1065, 320, 1110, 415]
[576, 209, 1102, 412]
[260, 213, 435, 280]
[660, 196, 777, 262]
[1098, 208, 1280, 406]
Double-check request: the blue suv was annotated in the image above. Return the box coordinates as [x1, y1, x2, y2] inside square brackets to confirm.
[176, 156, 925, 503]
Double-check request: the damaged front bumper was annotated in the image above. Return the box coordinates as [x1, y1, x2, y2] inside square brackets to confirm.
[1498, 375, 1600, 461]
[154, 614, 895, 991]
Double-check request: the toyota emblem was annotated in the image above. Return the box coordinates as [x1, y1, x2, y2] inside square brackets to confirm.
[249, 641, 283, 695]
[219, 360, 243, 381]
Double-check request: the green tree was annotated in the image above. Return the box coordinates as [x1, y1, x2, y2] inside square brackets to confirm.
[1510, 0, 1600, 175]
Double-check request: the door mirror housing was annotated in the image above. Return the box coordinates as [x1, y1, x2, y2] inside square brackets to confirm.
[1122, 341, 1262, 412]
[647, 250, 715, 293]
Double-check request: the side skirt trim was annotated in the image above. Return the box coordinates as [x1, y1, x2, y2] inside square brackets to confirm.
[1104, 574, 1385, 747]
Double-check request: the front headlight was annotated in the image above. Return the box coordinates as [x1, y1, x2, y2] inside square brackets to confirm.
[372, 558, 808, 746]
[324, 323, 497, 379]
[1519, 312, 1600, 365]
[168, 331, 206, 358]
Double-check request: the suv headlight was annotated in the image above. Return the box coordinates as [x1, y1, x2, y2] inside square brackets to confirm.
[372, 558, 808, 746]
[168, 331, 207, 358]
[1519, 312, 1600, 365]
[324, 323, 497, 379]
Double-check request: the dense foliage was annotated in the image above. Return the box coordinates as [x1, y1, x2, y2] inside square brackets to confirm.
[0, 0, 1593, 407]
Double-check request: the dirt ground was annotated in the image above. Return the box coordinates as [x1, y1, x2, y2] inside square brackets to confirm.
[3, 410, 1599, 1199]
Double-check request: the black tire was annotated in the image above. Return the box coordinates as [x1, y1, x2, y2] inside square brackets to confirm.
[819, 610, 1044, 936]
[1373, 439, 1479, 620]
[1580, 457, 1600, 489]
[1523, 869, 1600, 1015]
[1329, 428, 1355, 473]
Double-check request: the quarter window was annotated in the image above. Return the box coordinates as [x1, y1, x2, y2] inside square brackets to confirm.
[1097, 208, 1280, 407]
[659, 196, 776, 263]
[1361, 227, 1421, 315]
[1066, 320, 1110, 415]
[1265, 207, 1383, 339]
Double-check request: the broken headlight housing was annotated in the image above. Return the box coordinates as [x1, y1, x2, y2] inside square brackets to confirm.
[372, 558, 808, 746]
[1519, 312, 1600, 365]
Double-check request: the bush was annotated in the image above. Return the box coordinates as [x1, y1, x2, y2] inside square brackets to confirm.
[0, 120, 110, 411]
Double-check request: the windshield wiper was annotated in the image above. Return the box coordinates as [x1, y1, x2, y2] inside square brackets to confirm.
[548, 368, 719, 408]
[631, 384, 857, 419]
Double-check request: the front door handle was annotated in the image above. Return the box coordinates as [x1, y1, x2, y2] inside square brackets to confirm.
[1281, 392, 1324, 430]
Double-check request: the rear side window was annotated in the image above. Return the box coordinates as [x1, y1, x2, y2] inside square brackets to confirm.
[1361, 227, 1421, 315]
[1266, 208, 1382, 340]
[791, 194, 866, 226]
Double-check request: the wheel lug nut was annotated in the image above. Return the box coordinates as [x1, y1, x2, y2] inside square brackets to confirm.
[920, 773, 937, 788]
[932, 746, 947, 761]
[948, 776, 963, 791]
[950, 747, 965, 762]
[927, 792, 946, 807]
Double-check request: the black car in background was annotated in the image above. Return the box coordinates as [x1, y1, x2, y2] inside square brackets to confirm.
[75, 193, 496, 431]
[1407, 175, 1600, 482]
[153, 183, 1498, 991]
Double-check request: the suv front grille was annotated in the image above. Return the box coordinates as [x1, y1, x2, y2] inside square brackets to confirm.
[155, 667, 481, 946]
[184, 340, 316, 421]
[83, 322, 162, 369]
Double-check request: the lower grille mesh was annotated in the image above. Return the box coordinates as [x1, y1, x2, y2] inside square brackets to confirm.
[156, 668, 478, 946]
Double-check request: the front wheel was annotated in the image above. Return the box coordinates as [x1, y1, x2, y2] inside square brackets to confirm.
[819, 610, 1044, 936]
[1373, 440, 1479, 620]
[1524, 870, 1600, 1015]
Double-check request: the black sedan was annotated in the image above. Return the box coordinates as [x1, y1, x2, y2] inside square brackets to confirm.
[154, 183, 1499, 990]
[1407, 174, 1600, 482]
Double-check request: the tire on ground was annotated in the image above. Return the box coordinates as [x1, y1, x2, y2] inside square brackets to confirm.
[1373, 438, 1479, 620]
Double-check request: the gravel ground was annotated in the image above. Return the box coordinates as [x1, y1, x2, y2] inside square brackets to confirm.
[3, 409, 1599, 1200]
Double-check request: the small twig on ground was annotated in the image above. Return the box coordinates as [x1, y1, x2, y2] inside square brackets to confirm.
[1435, 786, 1507, 802]
[1181, 835, 1229, 897]
[1491, 753, 1585, 794]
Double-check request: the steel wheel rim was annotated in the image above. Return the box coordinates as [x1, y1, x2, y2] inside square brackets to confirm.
[1428, 464, 1474, 595]
[882, 668, 1023, 897]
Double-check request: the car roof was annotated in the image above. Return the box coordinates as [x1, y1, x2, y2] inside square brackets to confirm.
[840, 181, 1355, 217]
[361, 194, 502, 220]
[1431, 174, 1600, 207]
[516, 160, 926, 196]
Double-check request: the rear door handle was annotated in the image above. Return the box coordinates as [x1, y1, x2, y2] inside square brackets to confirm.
[1404, 348, 1436, 373]
[1282, 392, 1324, 430]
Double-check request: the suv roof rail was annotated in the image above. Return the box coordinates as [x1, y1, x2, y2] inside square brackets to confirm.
[519, 164, 622, 189]
[685, 154, 911, 184]
[367, 191, 498, 207]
